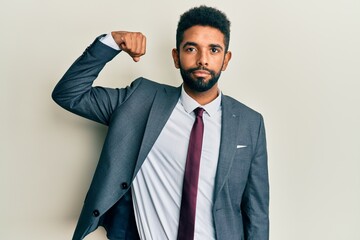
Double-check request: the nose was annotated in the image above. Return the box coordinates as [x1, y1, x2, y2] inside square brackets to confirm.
[196, 50, 208, 67]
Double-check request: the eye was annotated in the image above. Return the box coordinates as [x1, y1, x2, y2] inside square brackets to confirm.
[185, 47, 196, 52]
[211, 47, 220, 53]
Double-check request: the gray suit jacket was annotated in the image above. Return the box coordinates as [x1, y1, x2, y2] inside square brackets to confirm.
[52, 36, 269, 240]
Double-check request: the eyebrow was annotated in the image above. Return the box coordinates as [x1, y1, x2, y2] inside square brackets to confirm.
[182, 41, 224, 51]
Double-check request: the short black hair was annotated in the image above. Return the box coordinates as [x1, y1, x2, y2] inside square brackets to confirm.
[176, 5, 231, 51]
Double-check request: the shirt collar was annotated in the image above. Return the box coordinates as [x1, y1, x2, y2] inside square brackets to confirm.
[179, 85, 222, 117]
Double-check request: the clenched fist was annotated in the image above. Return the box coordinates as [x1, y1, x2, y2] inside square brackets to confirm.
[111, 31, 146, 62]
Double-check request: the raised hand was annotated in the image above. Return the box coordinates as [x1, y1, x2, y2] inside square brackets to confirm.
[111, 31, 146, 62]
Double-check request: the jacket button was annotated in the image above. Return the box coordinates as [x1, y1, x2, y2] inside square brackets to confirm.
[121, 182, 128, 189]
[93, 210, 100, 217]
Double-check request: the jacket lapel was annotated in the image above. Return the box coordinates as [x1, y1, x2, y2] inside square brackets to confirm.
[132, 86, 181, 178]
[213, 96, 240, 202]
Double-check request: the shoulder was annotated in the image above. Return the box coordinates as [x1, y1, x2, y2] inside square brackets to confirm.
[131, 77, 178, 91]
[222, 94, 264, 122]
[119, 77, 179, 102]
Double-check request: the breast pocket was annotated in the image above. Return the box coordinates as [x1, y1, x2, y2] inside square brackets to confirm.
[233, 144, 252, 172]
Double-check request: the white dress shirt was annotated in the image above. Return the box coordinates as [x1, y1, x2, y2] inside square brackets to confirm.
[100, 34, 222, 240]
[132, 87, 221, 240]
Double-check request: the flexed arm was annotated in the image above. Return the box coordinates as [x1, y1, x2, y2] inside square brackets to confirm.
[52, 32, 147, 125]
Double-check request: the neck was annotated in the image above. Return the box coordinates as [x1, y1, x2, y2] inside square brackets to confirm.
[183, 84, 219, 105]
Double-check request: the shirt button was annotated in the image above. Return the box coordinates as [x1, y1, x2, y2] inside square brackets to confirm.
[93, 210, 100, 217]
[121, 182, 128, 189]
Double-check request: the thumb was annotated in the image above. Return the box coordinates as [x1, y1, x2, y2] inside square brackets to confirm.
[119, 38, 126, 50]
[132, 56, 140, 62]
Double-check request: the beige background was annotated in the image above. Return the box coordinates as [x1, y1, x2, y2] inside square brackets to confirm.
[1, 0, 360, 239]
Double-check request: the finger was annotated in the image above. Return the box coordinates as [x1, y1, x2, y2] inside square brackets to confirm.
[133, 33, 144, 56]
[141, 34, 146, 55]
[127, 33, 142, 56]
[119, 35, 127, 50]
[122, 34, 132, 51]
[120, 41, 126, 50]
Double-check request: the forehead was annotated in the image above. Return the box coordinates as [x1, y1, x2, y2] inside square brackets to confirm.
[181, 25, 225, 47]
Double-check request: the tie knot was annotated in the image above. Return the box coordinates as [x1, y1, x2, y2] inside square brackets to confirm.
[194, 107, 204, 117]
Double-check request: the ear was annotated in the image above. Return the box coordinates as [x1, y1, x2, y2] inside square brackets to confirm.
[221, 51, 232, 71]
[172, 48, 180, 69]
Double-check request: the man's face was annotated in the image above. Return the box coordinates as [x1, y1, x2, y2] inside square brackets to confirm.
[172, 25, 231, 93]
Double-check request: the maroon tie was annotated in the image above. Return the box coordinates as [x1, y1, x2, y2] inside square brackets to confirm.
[177, 107, 205, 240]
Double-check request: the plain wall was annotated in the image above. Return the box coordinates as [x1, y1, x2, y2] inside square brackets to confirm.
[1, 0, 359, 239]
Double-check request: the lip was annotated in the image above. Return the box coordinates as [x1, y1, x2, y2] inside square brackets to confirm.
[192, 70, 210, 78]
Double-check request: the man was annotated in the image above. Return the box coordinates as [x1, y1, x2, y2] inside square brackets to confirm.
[52, 5, 269, 240]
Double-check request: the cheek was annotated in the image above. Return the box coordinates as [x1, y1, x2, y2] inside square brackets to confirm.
[217, 57, 227, 71]
[179, 56, 194, 69]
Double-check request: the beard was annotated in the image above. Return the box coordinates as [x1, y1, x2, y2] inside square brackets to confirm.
[179, 64, 222, 92]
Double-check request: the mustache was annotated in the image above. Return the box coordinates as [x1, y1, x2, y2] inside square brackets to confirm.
[188, 67, 215, 75]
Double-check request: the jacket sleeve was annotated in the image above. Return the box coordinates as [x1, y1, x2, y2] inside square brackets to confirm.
[241, 115, 270, 239]
[52, 35, 138, 125]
